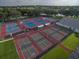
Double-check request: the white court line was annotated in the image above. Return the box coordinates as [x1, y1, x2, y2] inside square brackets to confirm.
[0, 38, 13, 43]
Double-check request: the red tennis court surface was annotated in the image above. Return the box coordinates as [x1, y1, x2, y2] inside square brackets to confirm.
[0, 23, 7, 38]
[0, 17, 56, 39]
[14, 24, 71, 59]
[0, 21, 25, 39]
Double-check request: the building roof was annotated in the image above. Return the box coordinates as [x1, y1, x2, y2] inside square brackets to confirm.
[56, 18, 79, 32]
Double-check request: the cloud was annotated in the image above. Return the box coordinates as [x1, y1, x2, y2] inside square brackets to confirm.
[53, 0, 79, 6]
[38, 0, 79, 6]
[0, 0, 79, 6]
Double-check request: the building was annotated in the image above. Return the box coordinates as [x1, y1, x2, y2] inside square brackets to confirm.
[56, 18, 79, 32]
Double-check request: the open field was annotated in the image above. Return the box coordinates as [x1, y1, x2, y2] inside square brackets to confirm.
[41, 33, 79, 59]
[63, 34, 79, 49]
[0, 40, 19, 59]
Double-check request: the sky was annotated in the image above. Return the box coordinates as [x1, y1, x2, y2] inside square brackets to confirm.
[0, 0, 79, 6]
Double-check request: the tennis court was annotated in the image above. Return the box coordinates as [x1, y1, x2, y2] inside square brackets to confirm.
[14, 31, 52, 59]
[22, 18, 51, 29]
[51, 24, 70, 35]
[40, 17, 57, 22]
[23, 20, 37, 29]
[28, 32, 52, 51]
[38, 25, 70, 42]
[0, 17, 72, 59]
[34, 19, 50, 25]
[6, 22, 21, 34]
[0, 22, 22, 38]
[28, 19, 42, 26]
[0, 23, 7, 38]
[51, 24, 63, 31]
[14, 33, 40, 59]
[16, 20, 26, 30]
[13, 24, 71, 59]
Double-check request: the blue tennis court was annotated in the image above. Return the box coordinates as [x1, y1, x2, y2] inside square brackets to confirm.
[23, 20, 37, 28]
[6, 22, 21, 33]
[35, 19, 48, 25]
[40, 17, 49, 20]
[40, 17, 57, 22]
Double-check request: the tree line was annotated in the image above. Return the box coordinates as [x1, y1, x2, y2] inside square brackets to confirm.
[0, 7, 79, 22]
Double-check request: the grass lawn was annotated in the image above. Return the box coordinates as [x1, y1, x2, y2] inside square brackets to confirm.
[0, 40, 19, 59]
[63, 34, 79, 49]
[41, 33, 79, 59]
